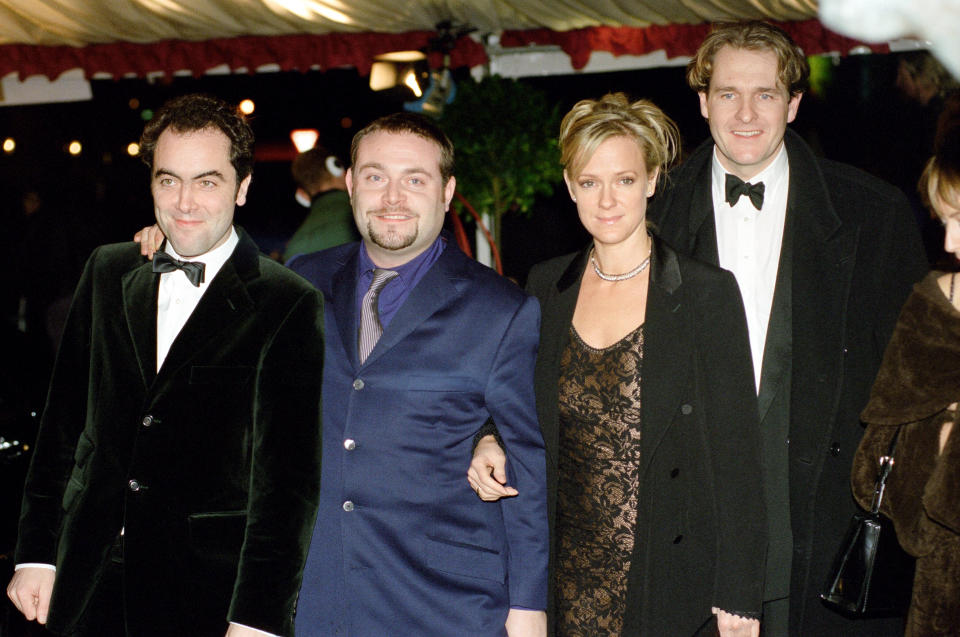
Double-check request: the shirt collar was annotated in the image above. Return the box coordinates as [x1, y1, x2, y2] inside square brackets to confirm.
[357, 234, 444, 283]
[163, 226, 239, 287]
[711, 142, 789, 206]
[711, 143, 790, 211]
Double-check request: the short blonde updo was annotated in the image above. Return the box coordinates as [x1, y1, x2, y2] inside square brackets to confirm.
[559, 92, 680, 185]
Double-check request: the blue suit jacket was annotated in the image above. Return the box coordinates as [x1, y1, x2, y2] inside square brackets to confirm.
[289, 239, 548, 636]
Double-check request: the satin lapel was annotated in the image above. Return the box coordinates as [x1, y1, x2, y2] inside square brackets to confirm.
[329, 248, 361, 368]
[156, 244, 256, 382]
[639, 242, 686, 477]
[757, 209, 793, 423]
[360, 245, 457, 368]
[784, 130, 857, 441]
[685, 160, 721, 266]
[540, 249, 589, 473]
[121, 262, 161, 388]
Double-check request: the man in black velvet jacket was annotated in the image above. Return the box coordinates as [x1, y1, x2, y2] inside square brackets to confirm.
[6, 94, 324, 637]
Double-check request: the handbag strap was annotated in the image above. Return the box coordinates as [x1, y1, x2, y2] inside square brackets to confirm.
[869, 425, 902, 514]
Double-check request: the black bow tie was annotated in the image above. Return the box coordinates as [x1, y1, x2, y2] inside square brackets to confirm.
[152, 251, 206, 287]
[725, 173, 765, 210]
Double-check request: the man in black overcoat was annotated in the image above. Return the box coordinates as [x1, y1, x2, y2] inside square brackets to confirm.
[647, 21, 928, 636]
[6, 94, 324, 637]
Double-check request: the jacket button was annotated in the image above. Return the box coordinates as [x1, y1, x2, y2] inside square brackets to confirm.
[830, 443, 840, 457]
[128, 479, 142, 492]
[344, 439, 356, 451]
[352, 379, 364, 391]
[681, 404, 693, 415]
[670, 468, 679, 478]
[342, 501, 355, 512]
[673, 534, 683, 544]
[142, 415, 154, 427]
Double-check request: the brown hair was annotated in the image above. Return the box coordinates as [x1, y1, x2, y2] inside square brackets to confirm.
[139, 93, 254, 182]
[686, 21, 809, 97]
[920, 96, 960, 213]
[292, 145, 343, 190]
[350, 112, 455, 184]
[559, 92, 680, 184]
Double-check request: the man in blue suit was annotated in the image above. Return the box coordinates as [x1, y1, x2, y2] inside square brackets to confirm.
[288, 112, 548, 637]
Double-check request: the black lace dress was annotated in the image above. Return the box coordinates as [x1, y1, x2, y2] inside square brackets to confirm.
[555, 323, 643, 636]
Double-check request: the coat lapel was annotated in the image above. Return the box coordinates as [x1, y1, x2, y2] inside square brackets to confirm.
[639, 240, 687, 477]
[539, 248, 589, 473]
[684, 158, 721, 266]
[122, 262, 161, 388]
[757, 208, 793, 423]
[329, 246, 362, 368]
[784, 130, 858, 444]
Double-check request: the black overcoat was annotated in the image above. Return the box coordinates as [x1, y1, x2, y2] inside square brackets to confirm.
[647, 129, 928, 634]
[527, 237, 766, 636]
[15, 230, 324, 636]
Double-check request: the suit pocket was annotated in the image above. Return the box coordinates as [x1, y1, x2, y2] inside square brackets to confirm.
[189, 366, 254, 385]
[401, 374, 477, 392]
[423, 536, 505, 584]
[187, 510, 247, 560]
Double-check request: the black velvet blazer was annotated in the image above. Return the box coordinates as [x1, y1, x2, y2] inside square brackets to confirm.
[527, 237, 766, 636]
[15, 230, 324, 637]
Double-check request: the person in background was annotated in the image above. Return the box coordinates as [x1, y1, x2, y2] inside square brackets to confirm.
[283, 145, 358, 262]
[473, 92, 766, 637]
[851, 105, 960, 637]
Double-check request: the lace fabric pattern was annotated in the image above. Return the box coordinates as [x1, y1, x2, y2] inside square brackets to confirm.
[555, 323, 644, 637]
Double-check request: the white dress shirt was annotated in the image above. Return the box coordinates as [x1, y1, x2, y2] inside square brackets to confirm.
[712, 144, 789, 390]
[156, 227, 238, 371]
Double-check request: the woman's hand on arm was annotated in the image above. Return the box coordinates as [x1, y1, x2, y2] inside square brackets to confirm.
[467, 435, 517, 501]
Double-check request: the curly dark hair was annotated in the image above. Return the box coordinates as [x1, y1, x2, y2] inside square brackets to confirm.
[139, 93, 254, 182]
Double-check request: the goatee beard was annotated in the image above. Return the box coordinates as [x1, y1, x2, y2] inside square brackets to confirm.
[367, 215, 417, 251]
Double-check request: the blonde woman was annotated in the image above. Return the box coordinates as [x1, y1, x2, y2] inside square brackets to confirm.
[471, 93, 766, 637]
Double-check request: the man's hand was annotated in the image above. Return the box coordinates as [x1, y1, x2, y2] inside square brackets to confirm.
[505, 609, 546, 637]
[133, 224, 165, 259]
[7, 567, 56, 624]
[467, 434, 517, 501]
[713, 607, 760, 637]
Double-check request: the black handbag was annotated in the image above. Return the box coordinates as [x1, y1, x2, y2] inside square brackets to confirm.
[820, 427, 915, 616]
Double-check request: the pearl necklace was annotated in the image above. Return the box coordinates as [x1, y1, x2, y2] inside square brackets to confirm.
[590, 246, 651, 282]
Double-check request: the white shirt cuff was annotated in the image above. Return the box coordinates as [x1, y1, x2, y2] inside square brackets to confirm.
[229, 622, 279, 636]
[15, 563, 56, 571]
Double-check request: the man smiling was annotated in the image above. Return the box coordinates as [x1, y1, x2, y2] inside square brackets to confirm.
[288, 112, 548, 637]
[7, 94, 324, 637]
[648, 21, 928, 636]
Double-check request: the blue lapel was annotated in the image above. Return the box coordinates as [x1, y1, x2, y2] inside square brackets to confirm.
[328, 246, 362, 368]
[360, 242, 459, 368]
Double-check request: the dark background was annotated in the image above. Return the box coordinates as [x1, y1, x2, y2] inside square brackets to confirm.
[0, 50, 947, 635]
